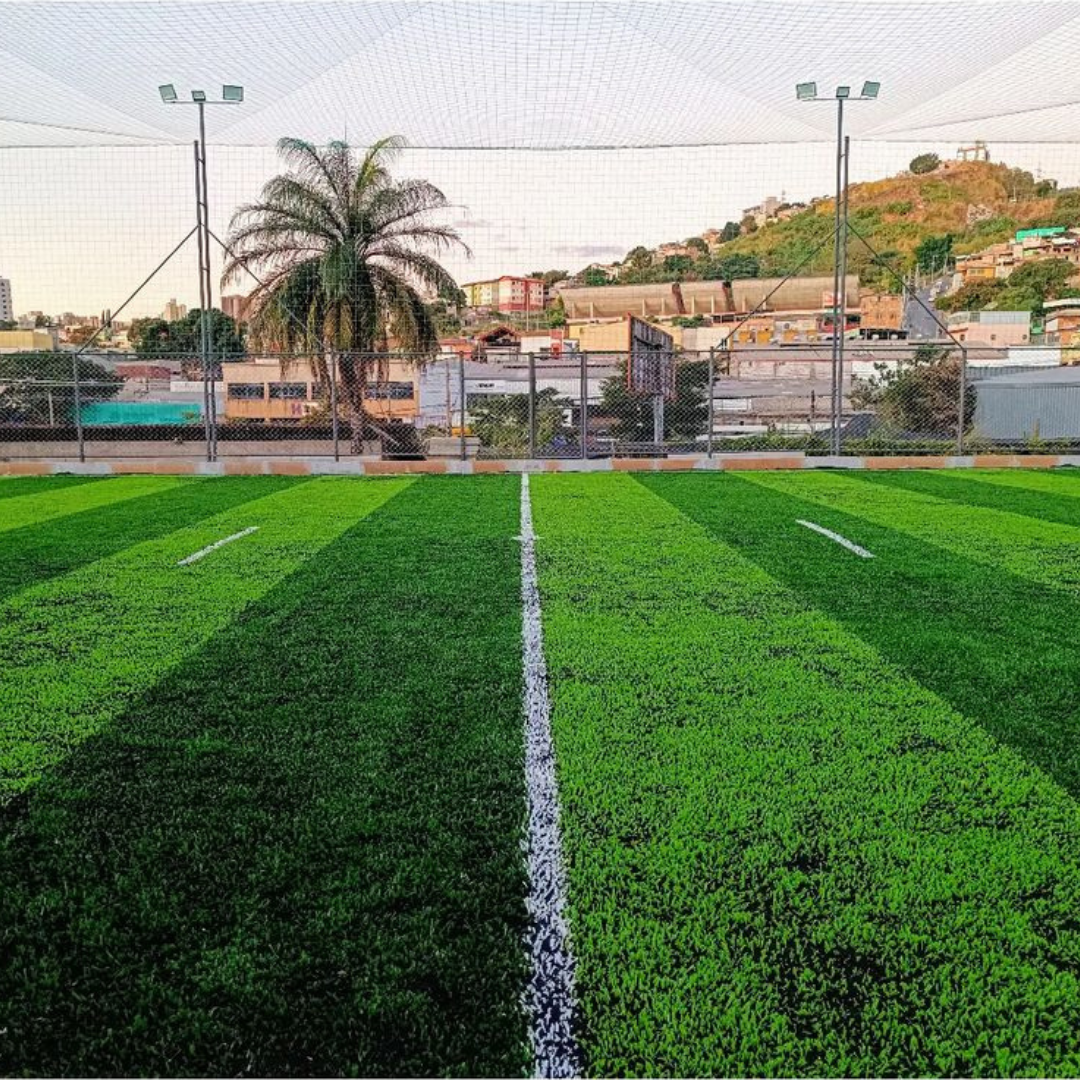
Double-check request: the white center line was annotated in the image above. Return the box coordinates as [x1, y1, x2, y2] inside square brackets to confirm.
[796, 519, 875, 559]
[519, 473, 581, 1079]
[176, 526, 260, 566]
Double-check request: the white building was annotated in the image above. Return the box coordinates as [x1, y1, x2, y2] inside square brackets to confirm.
[0, 277, 12, 323]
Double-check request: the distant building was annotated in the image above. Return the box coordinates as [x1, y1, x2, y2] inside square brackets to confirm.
[220, 294, 247, 322]
[1041, 301, 1080, 346]
[742, 195, 781, 229]
[0, 328, 59, 353]
[946, 310, 1031, 346]
[163, 298, 188, 322]
[462, 276, 545, 313]
[220, 357, 418, 424]
[0, 277, 12, 323]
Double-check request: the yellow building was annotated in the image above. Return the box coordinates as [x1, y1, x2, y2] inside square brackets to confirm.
[0, 329, 59, 352]
[222, 357, 419, 423]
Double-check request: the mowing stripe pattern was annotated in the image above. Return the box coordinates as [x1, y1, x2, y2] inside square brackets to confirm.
[520, 473, 581, 1079]
[177, 525, 260, 565]
[796, 519, 874, 558]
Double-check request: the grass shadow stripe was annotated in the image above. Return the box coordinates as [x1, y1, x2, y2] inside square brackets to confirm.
[0, 475, 98, 501]
[0, 476, 302, 605]
[0, 477, 409, 799]
[533, 471, 1080, 1076]
[0, 475, 529, 1078]
[0, 474, 184, 534]
[851, 468, 1080, 530]
[641, 471, 1080, 799]
[743, 469, 1080, 597]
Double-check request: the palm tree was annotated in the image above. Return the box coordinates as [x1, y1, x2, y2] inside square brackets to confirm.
[222, 136, 467, 452]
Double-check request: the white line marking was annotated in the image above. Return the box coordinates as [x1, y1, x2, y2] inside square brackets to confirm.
[796, 519, 874, 559]
[176, 526, 259, 566]
[519, 473, 581, 1079]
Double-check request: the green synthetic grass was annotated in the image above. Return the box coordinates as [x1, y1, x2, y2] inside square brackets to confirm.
[0, 474, 184, 534]
[745, 470, 1080, 595]
[0, 476, 300, 605]
[0, 477, 407, 798]
[850, 468, 1080, 530]
[532, 472, 1080, 1077]
[644, 471, 1080, 800]
[0, 475, 99, 500]
[4, 469, 1080, 1077]
[0, 476, 529, 1077]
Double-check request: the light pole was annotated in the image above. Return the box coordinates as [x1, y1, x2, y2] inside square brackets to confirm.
[797, 80, 879, 455]
[159, 83, 243, 460]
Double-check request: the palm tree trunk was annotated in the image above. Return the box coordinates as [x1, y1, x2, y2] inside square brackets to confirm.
[338, 351, 371, 454]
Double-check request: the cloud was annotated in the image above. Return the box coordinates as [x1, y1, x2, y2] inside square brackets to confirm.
[552, 244, 625, 259]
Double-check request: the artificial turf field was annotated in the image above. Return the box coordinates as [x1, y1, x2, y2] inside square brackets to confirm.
[2, 469, 1080, 1077]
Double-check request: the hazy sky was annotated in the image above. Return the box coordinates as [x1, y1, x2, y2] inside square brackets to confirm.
[5, 0, 1080, 317]
[4, 139, 1080, 318]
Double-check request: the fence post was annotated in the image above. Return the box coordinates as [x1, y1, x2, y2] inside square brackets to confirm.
[528, 351, 537, 459]
[328, 353, 340, 462]
[72, 351, 85, 463]
[459, 354, 467, 461]
[956, 345, 968, 456]
[707, 347, 715, 458]
[579, 349, 588, 459]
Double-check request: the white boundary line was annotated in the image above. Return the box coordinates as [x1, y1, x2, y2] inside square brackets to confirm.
[796, 519, 874, 559]
[176, 526, 259, 566]
[519, 473, 581, 1079]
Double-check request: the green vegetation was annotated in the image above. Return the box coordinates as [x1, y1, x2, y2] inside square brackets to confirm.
[909, 152, 941, 175]
[0, 476, 530, 1076]
[130, 308, 245, 359]
[533, 472, 1080, 1075]
[597, 358, 708, 443]
[223, 137, 466, 452]
[937, 257, 1080, 314]
[850, 345, 975, 436]
[471, 387, 570, 454]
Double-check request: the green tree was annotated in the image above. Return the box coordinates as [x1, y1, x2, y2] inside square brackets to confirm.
[914, 233, 954, 272]
[470, 388, 569, 453]
[705, 253, 761, 280]
[686, 237, 709, 255]
[663, 254, 693, 277]
[598, 358, 709, 444]
[624, 246, 652, 270]
[223, 137, 466, 452]
[1052, 189, 1080, 227]
[582, 267, 610, 286]
[0, 352, 121, 425]
[720, 221, 741, 243]
[133, 309, 244, 359]
[546, 297, 567, 329]
[909, 153, 941, 175]
[936, 278, 1002, 313]
[852, 345, 975, 437]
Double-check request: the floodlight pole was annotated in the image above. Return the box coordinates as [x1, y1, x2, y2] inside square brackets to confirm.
[196, 99, 217, 462]
[830, 98, 844, 456]
[835, 132, 851, 456]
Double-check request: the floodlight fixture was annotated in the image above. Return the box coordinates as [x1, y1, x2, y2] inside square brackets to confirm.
[861, 81, 881, 100]
[835, 85, 851, 99]
[158, 83, 178, 103]
[795, 82, 817, 101]
[191, 89, 207, 103]
[222, 84, 244, 102]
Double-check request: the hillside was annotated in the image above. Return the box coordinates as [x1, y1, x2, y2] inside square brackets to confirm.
[613, 160, 1076, 293]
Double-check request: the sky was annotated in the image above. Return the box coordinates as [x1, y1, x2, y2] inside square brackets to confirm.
[5, 139, 1080, 319]
[4, 0, 1080, 317]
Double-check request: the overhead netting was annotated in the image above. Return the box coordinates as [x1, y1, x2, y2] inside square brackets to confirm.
[4, 0, 1080, 148]
[4, 1, 1080, 356]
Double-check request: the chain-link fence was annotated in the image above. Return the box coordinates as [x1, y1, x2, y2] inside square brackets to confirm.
[3, 344, 1080, 462]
